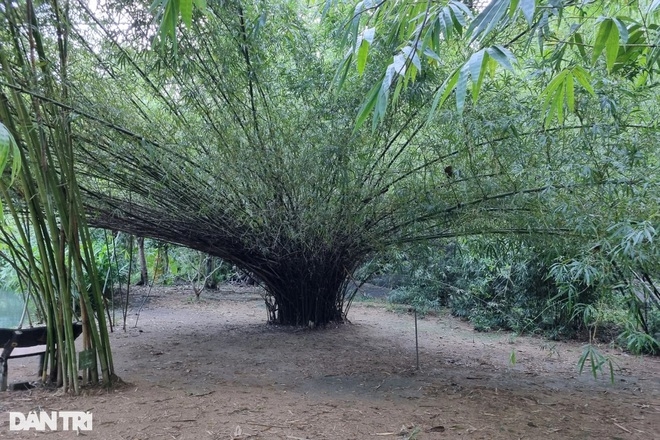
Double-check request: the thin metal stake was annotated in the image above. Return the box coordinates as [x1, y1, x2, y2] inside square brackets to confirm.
[414, 308, 419, 370]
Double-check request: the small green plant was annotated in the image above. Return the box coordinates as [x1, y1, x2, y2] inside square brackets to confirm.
[541, 342, 560, 359]
[577, 345, 616, 382]
[403, 426, 421, 440]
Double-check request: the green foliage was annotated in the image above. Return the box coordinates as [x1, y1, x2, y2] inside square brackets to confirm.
[618, 324, 659, 355]
[539, 66, 595, 128]
[449, 242, 589, 336]
[382, 238, 621, 340]
[383, 223, 660, 354]
[90, 231, 128, 293]
[0, 0, 116, 392]
[578, 344, 615, 382]
[380, 240, 559, 332]
[337, 0, 660, 128]
[150, 0, 207, 50]
[0, 122, 21, 188]
[2, 0, 658, 332]
[85, 231, 234, 290]
[549, 213, 660, 351]
[388, 286, 442, 316]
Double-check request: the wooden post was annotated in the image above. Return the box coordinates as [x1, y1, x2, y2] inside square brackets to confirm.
[414, 308, 420, 371]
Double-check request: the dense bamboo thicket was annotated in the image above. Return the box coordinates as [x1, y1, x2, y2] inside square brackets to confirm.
[70, 1, 529, 325]
[0, 0, 114, 392]
[3, 0, 658, 329]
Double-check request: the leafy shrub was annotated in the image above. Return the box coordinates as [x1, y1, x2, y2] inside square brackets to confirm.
[378, 230, 660, 357]
[447, 254, 596, 337]
[380, 238, 598, 338]
[387, 286, 442, 316]
[618, 325, 659, 355]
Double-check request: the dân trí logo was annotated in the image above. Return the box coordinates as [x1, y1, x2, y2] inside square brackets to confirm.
[9, 411, 93, 431]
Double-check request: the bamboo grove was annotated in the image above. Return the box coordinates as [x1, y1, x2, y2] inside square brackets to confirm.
[0, 0, 114, 392]
[1, 0, 659, 336]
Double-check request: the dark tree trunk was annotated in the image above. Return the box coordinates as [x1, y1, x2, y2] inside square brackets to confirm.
[269, 284, 345, 326]
[161, 244, 169, 277]
[136, 237, 148, 286]
[250, 251, 353, 327]
[205, 256, 218, 289]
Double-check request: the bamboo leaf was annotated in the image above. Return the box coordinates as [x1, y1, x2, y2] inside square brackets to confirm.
[615, 26, 646, 69]
[448, 2, 468, 27]
[332, 52, 353, 90]
[509, 0, 520, 19]
[354, 82, 381, 131]
[357, 40, 370, 75]
[605, 21, 620, 72]
[430, 18, 440, 50]
[382, 63, 397, 90]
[456, 66, 469, 113]
[442, 8, 454, 39]
[649, 34, 660, 70]
[401, 46, 421, 72]
[578, 346, 589, 375]
[448, 0, 472, 18]
[572, 65, 595, 96]
[572, 32, 588, 61]
[592, 18, 613, 65]
[427, 68, 460, 122]
[540, 69, 569, 126]
[391, 75, 404, 108]
[590, 350, 597, 379]
[555, 80, 565, 124]
[437, 12, 448, 40]
[565, 72, 575, 113]
[423, 47, 442, 63]
[362, 27, 375, 45]
[149, 0, 166, 14]
[348, 3, 362, 49]
[10, 142, 20, 183]
[180, 0, 193, 27]
[467, 0, 511, 43]
[163, 0, 178, 38]
[486, 54, 498, 77]
[0, 123, 11, 173]
[519, 0, 535, 25]
[392, 53, 407, 77]
[467, 49, 486, 102]
[612, 18, 628, 44]
[0, 122, 21, 184]
[372, 87, 389, 131]
[649, 0, 660, 13]
[485, 45, 516, 71]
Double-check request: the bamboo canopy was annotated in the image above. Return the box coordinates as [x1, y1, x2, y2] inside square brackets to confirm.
[3, 0, 645, 329]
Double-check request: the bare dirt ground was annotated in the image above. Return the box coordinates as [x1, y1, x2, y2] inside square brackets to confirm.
[1, 285, 659, 440]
